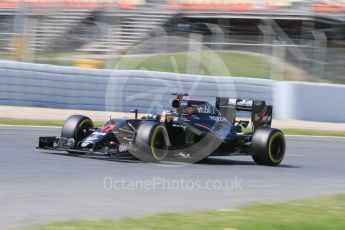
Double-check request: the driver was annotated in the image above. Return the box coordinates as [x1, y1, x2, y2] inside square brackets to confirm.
[160, 110, 176, 123]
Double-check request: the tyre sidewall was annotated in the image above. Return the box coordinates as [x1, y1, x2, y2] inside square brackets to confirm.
[61, 115, 94, 148]
[252, 128, 286, 166]
[135, 122, 169, 162]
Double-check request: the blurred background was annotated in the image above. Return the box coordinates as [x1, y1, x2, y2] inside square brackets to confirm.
[0, 0, 344, 83]
[1, 3, 345, 229]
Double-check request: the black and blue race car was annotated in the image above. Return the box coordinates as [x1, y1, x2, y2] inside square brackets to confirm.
[38, 93, 286, 166]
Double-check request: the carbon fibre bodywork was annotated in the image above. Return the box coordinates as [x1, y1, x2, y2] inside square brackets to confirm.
[38, 95, 278, 163]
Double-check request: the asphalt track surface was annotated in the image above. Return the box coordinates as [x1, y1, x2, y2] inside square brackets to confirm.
[1, 126, 345, 229]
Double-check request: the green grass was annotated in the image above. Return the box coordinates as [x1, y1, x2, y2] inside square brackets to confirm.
[0, 118, 103, 127]
[282, 128, 345, 137]
[2, 50, 309, 81]
[0, 117, 344, 137]
[113, 50, 289, 79]
[0, 118, 64, 127]
[19, 193, 345, 230]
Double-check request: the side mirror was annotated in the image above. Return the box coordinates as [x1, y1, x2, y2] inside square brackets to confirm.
[131, 109, 138, 119]
[172, 99, 179, 108]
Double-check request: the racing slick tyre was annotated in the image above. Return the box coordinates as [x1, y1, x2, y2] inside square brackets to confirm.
[135, 122, 169, 163]
[61, 115, 94, 150]
[251, 128, 286, 166]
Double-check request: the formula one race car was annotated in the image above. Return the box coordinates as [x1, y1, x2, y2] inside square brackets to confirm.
[38, 94, 286, 166]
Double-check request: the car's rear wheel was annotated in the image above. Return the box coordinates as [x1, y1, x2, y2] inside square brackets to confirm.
[251, 128, 286, 166]
[61, 115, 94, 150]
[135, 122, 169, 162]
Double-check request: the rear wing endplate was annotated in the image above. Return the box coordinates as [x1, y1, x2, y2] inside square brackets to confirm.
[215, 98, 273, 131]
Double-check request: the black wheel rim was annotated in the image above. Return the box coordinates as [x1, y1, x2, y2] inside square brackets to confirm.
[151, 128, 168, 161]
[76, 121, 92, 142]
[270, 134, 285, 161]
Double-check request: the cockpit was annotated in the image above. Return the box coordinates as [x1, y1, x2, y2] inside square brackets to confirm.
[172, 98, 220, 116]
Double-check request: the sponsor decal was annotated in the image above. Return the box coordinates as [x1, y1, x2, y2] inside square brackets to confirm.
[209, 116, 226, 122]
[180, 101, 188, 106]
[254, 101, 264, 106]
[180, 117, 190, 122]
[237, 100, 253, 107]
[81, 141, 92, 148]
[118, 143, 128, 153]
[84, 132, 107, 142]
[254, 108, 272, 124]
[228, 98, 237, 105]
[197, 106, 214, 114]
[255, 114, 272, 122]
[92, 132, 107, 137]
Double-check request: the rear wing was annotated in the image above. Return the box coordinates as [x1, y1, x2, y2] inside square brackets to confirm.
[215, 98, 272, 131]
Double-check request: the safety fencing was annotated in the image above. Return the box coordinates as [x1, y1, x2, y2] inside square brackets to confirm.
[0, 61, 273, 113]
[0, 61, 344, 122]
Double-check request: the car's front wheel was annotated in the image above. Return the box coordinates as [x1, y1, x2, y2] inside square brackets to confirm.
[61, 115, 94, 149]
[251, 128, 286, 166]
[135, 122, 169, 162]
